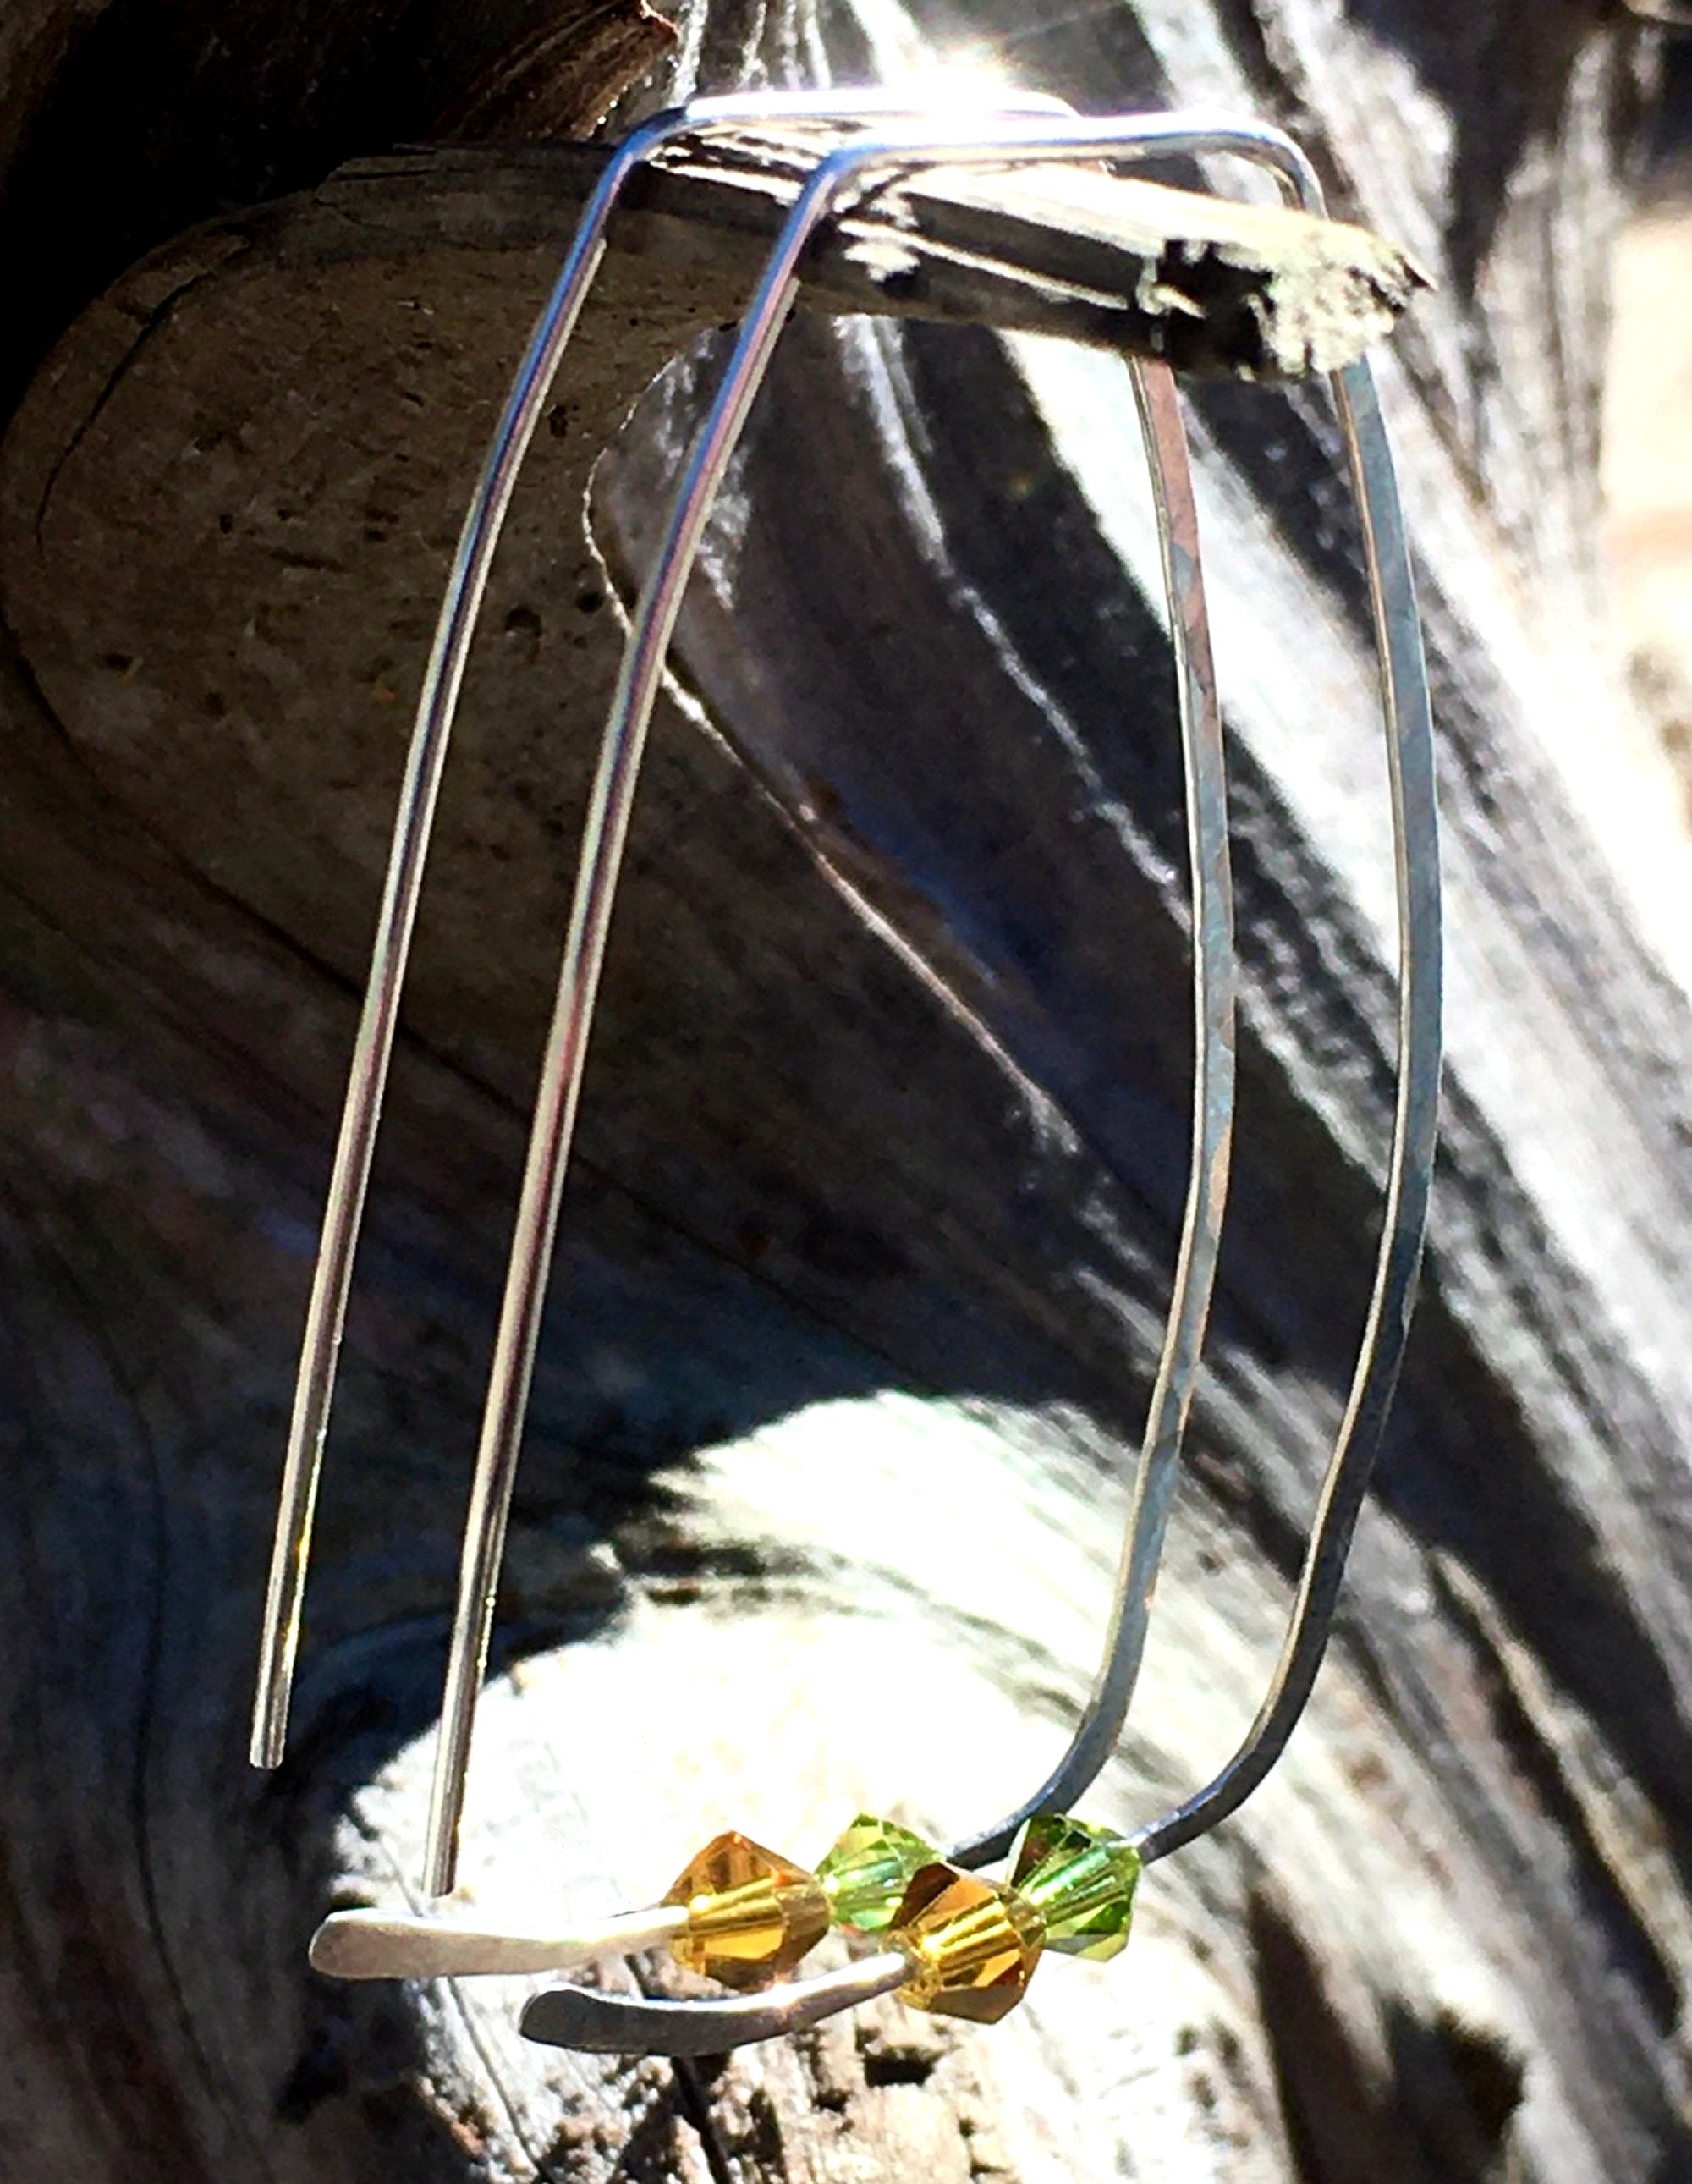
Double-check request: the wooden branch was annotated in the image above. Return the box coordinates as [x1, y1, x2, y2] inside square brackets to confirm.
[234, 134, 1426, 381]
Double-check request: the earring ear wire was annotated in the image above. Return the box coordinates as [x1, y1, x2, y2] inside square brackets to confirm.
[300, 315, 1233, 1968]
[512, 109, 1438, 2057]
[420, 106, 1438, 1914]
[248, 87, 1242, 1910]
[408, 96, 1239, 1902]
[245, 85, 1076, 1782]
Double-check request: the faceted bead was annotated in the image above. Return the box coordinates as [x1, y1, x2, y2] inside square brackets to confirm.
[890, 1862, 1045, 2023]
[663, 1831, 831, 1990]
[816, 1813, 937, 1932]
[1009, 1815, 1140, 1961]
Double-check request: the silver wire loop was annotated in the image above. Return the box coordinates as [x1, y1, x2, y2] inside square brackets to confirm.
[415, 117, 1238, 1898]
[248, 89, 1241, 1912]
[514, 112, 1440, 2057]
[947, 353, 1234, 1868]
[247, 86, 1073, 1777]
[304, 333, 1233, 1971]
[1126, 143, 1442, 1867]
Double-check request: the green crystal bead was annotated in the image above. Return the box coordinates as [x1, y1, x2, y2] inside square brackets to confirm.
[816, 1813, 937, 1932]
[1009, 1815, 1140, 1961]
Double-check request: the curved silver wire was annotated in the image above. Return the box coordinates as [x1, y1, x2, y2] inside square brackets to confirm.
[248, 86, 1074, 1774]
[303, 343, 1232, 1971]
[965, 117, 1444, 1868]
[1129, 422, 1439, 1848]
[520, 1952, 911, 2054]
[420, 140, 1238, 1896]
[517, 111, 1440, 2055]
[948, 355, 1233, 1868]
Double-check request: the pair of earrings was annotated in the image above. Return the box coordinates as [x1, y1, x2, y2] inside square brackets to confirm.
[251, 89, 1441, 2055]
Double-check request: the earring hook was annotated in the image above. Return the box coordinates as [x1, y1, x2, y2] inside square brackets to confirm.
[250, 88, 1241, 1917]
[413, 120, 1238, 1897]
[305, 309, 1238, 1972]
[247, 86, 1078, 1774]
[512, 107, 1439, 2055]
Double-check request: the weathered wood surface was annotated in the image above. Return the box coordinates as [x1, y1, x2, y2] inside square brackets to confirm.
[2, 3, 1691, 2181]
[1605, 189, 1692, 824]
[0, 0, 677, 410]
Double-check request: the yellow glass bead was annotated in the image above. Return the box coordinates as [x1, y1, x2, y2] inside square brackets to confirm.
[663, 1830, 831, 1990]
[890, 1862, 1046, 2024]
[1009, 1814, 1140, 1961]
[816, 1813, 937, 1931]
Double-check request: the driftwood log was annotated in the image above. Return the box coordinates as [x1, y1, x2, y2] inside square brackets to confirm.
[2, 3, 1691, 2180]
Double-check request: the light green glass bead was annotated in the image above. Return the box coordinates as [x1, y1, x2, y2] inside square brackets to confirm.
[1009, 1815, 1140, 1961]
[816, 1813, 937, 1931]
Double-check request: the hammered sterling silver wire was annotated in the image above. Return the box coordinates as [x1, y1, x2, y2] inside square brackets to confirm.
[255, 94, 1442, 2053]
[521, 113, 1439, 2056]
[250, 89, 1239, 1903]
[248, 89, 1069, 1780]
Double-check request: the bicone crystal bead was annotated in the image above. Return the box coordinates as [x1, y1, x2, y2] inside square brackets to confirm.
[1009, 1815, 1140, 1961]
[663, 1830, 831, 1989]
[815, 1813, 937, 1932]
[890, 1862, 1045, 2023]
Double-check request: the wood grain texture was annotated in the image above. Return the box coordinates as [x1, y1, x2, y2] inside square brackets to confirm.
[0, 2, 1689, 2181]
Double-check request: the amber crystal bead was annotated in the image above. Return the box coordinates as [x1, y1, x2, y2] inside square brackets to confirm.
[663, 1830, 831, 1990]
[815, 1813, 937, 1932]
[1009, 1815, 1140, 1961]
[890, 1862, 1046, 2023]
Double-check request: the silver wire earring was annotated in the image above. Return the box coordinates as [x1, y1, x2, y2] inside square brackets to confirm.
[256, 96, 1441, 2055]
[250, 85, 1235, 1875]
